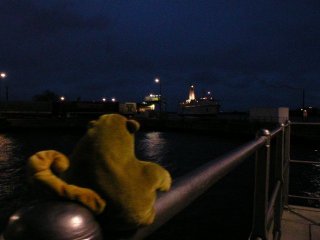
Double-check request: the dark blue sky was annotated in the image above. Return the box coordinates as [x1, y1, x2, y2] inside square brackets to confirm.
[0, 0, 319, 111]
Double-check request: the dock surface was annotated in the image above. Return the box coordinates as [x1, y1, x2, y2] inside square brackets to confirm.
[281, 205, 320, 240]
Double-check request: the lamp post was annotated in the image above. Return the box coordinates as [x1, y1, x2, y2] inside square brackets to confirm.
[154, 78, 162, 114]
[302, 88, 305, 109]
[0, 72, 7, 102]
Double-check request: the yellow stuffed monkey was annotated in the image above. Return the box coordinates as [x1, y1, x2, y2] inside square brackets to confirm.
[27, 114, 172, 228]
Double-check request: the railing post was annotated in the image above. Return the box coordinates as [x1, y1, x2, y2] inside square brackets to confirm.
[251, 129, 271, 240]
[283, 121, 291, 206]
[272, 124, 285, 239]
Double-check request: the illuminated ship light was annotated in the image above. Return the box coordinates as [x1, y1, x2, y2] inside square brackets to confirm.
[179, 85, 220, 116]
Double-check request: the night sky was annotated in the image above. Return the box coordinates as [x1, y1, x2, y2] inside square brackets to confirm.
[0, 0, 319, 111]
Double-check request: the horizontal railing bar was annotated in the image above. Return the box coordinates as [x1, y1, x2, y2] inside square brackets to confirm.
[267, 181, 281, 225]
[290, 160, 320, 165]
[126, 137, 267, 240]
[288, 194, 320, 201]
[291, 122, 320, 126]
[269, 126, 283, 139]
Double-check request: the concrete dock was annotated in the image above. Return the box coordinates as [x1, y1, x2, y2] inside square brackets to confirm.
[281, 205, 320, 240]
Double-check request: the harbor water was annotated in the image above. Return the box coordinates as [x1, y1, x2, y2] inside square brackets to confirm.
[0, 129, 319, 239]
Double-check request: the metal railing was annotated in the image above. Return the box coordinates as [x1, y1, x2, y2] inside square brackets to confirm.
[2, 121, 319, 240]
[250, 123, 291, 240]
[122, 123, 292, 240]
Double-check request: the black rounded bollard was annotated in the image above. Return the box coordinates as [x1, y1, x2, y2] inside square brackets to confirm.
[2, 201, 103, 240]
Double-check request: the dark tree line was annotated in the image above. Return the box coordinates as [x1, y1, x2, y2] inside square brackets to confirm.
[32, 90, 59, 102]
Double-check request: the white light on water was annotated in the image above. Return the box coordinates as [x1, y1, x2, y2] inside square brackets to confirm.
[141, 132, 166, 164]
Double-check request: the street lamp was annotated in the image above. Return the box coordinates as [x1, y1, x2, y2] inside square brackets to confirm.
[154, 78, 162, 114]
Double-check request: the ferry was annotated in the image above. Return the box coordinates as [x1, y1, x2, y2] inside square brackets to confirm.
[179, 85, 220, 116]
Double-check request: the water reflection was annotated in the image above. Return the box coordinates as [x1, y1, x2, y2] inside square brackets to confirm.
[309, 163, 320, 207]
[290, 141, 320, 207]
[138, 132, 168, 165]
[308, 148, 320, 201]
[0, 134, 15, 162]
[0, 134, 22, 181]
[0, 134, 26, 231]
[0, 134, 23, 197]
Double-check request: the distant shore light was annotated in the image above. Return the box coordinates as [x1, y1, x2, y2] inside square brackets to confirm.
[111, 98, 116, 102]
[60, 96, 65, 101]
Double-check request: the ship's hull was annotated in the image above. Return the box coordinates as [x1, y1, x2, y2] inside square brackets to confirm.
[179, 102, 220, 116]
